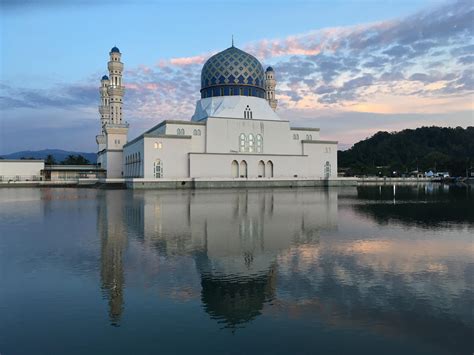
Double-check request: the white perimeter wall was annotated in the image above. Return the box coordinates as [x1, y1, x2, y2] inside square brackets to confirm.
[0, 161, 45, 178]
[303, 142, 338, 178]
[143, 137, 192, 178]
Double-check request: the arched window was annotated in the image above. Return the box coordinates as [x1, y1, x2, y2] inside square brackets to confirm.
[306, 134, 312, 140]
[293, 133, 299, 140]
[240, 160, 248, 178]
[231, 160, 239, 178]
[324, 161, 331, 179]
[256, 134, 263, 153]
[266, 160, 274, 178]
[193, 129, 197, 136]
[248, 133, 254, 153]
[197, 129, 201, 136]
[154, 159, 163, 178]
[258, 160, 265, 177]
[239, 133, 246, 152]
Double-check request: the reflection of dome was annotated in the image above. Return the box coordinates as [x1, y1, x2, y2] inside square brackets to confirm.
[200, 46, 265, 99]
[195, 251, 276, 329]
[200, 271, 275, 329]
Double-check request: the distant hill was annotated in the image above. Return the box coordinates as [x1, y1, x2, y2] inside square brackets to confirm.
[0, 149, 97, 164]
[338, 126, 474, 176]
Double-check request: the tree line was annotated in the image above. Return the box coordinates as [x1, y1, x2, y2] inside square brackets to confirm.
[338, 126, 474, 177]
[45, 154, 91, 165]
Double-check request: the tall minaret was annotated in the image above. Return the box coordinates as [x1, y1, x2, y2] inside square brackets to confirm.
[96, 46, 129, 178]
[265, 66, 278, 111]
[107, 46, 124, 124]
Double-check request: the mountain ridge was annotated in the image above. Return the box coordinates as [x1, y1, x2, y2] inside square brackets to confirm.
[0, 149, 97, 164]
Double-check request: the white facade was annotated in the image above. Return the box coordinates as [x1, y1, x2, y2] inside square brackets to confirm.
[0, 160, 45, 181]
[97, 45, 338, 182]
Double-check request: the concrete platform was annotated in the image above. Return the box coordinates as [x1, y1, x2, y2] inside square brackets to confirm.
[124, 177, 357, 189]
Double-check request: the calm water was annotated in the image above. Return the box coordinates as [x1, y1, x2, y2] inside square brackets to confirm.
[0, 185, 472, 355]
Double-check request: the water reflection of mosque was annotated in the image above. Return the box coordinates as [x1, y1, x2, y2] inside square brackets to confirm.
[97, 188, 338, 328]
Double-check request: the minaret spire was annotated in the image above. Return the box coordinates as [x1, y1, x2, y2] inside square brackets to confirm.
[231, 35, 234, 47]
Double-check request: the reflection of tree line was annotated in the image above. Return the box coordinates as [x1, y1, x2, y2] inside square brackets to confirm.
[353, 185, 473, 227]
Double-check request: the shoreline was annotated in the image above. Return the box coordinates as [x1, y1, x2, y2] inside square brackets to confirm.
[1, 177, 468, 189]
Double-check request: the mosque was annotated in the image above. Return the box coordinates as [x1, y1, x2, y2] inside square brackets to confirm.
[96, 45, 337, 186]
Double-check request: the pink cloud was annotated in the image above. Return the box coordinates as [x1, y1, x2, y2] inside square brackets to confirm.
[169, 55, 208, 66]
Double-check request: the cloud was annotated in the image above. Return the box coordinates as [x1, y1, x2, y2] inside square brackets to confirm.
[0, 83, 97, 109]
[169, 55, 208, 66]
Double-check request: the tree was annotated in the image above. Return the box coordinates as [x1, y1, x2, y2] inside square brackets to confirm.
[45, 154, 56, 165]
[338, 126, 474, 177]
[61, 154, 90, 165]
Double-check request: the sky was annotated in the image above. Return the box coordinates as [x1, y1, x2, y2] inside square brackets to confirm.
[0, 0, 473, 154]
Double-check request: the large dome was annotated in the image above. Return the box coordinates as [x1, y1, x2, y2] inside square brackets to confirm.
[200, 46, 265, 99]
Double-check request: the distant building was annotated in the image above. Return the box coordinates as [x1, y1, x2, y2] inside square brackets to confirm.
[96, 45, 338, 181]
[0, 160, 44, 182]
[43, 165, 106, 181]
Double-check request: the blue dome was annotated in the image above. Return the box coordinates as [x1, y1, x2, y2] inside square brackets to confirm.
[101, 75, 109, 80]
[266, 66, 274, 72]
[200, 46, 266, 99]
[110, 46, 120, 53]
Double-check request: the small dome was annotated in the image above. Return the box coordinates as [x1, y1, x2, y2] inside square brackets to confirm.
[101, 75, 109, 81]
[266, 66, 274, 72]
[110, 46, 120, 53]
[200, 46, 266, 99]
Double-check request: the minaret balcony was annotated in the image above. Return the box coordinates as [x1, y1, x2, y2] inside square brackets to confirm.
[96, 134, 106, 145]
[107, 86, 125, 96]
[98, 106, 109, 114]
[108, 61, 123, 71]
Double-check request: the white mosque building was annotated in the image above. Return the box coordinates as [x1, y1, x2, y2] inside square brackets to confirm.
[96, 45, 338, 186]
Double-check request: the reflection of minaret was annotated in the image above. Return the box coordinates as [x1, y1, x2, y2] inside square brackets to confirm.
[98, 190, 127, 326]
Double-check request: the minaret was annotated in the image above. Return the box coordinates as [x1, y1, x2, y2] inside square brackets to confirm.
[107, 46, 124, 124]
[99, 75, 111, 127]
[96, 75, 109, 152]
[96, 46, 129, 178]
[265, 67, 278, 111]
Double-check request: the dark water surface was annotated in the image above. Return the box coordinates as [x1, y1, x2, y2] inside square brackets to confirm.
[0, 185, 472, 355]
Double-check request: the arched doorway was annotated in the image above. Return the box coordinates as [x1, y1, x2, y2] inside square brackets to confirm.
[154, 159, 163, 178]
[240, 160, 248, 178]
[258, 160, 265, 177]
[231, 160, 239, 178]
[266, 160, 273, 178]
[324, 161, 331, 179]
